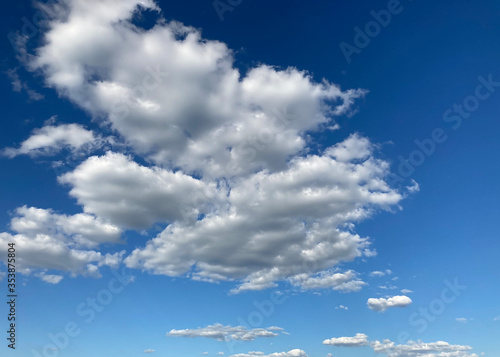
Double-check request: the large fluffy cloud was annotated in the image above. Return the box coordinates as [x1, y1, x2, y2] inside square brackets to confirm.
[122, 135, 402, 292]
[49, 133, 403, 291]
[167, 324, 284, 341]
[6, 0, 412, 291]
[31, 0, 366, 179]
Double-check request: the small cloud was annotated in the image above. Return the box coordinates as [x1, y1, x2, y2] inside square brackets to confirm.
[2, 123, 98, 158]
[202, 353, 208, 355]
[455, 318, 469, 324]
[367, 295, 412, 312]
[218, 352, 224, 355]
[335, 305, 348, 310]
[369, 339, 476, 356]
[407, 179, 420, 193]
[167, 324, 284, 341]
[323, 333, 369, 347]
[36, 272, 63, 284]
[369, 270, 392, 278]
[26, 89, 44, 101]
[290, 269, 366, 292]
[6, 68, 22, 92]
[493, 316, 500, 321]
[363, 249, 377, 257]
[144, 349, 155, 353]
[229, 350, 305, 357]
[5, 68, 44, 101]
[378, 285, 397, 290]
[400, 289, 413, 294]
[44, 115, 58, 126]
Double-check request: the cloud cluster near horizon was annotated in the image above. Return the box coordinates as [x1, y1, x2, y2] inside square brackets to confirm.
[323, 334, 478, 357]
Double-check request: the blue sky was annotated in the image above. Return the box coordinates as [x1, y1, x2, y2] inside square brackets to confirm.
[0, 1, 499, 356]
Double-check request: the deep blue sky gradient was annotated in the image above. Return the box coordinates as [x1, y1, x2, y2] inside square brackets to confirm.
[0, 1, 499, 356]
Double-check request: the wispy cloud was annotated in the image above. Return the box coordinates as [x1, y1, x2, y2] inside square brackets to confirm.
[5, 68, 44, 101]
[167, 324, 285, 341]
[369, 269, 392, 278]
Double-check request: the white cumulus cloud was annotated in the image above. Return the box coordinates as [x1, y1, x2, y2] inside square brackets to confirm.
[0, 206, 124, 279]
[124, 137, 402, 292]
[323, 333, 369, 347]
[367, 295, 412, 312]
[58, 152, 223, 229]
[2, 123, 97, 158]
[9, 0, 411, 292]
[31, 0, 367, 179]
